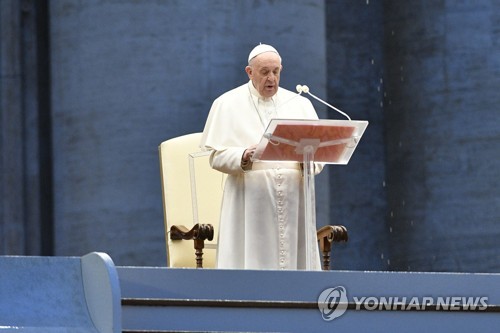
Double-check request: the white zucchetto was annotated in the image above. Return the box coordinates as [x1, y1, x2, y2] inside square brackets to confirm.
[248, 43, 281, 64]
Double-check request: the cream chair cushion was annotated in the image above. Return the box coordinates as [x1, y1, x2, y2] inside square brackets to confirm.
[159, 133, 225, 268]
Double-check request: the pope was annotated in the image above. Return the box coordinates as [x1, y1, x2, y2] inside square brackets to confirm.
[200, 43, 322, 270]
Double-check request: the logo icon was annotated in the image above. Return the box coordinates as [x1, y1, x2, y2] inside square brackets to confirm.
[317, 286, 348, 321]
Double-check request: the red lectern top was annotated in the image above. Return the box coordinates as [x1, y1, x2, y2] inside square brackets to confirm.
[252, 119, 369, 164]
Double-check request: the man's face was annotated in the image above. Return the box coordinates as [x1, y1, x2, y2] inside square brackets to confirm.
[246, 52, 282, 98]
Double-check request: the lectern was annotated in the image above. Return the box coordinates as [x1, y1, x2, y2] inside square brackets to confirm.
[252, 119, 368, 270]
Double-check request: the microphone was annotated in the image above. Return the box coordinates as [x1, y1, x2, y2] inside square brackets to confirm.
[296, 84, 309, 94]
[296, 84, 351, 120]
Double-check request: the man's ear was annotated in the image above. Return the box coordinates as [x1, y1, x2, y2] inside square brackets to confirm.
[245, 65, 252, 78]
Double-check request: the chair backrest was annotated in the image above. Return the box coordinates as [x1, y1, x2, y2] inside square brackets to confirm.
[158, 133, 225, 268]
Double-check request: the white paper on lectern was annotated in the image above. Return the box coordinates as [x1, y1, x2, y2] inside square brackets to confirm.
[252, 118, 369, 164]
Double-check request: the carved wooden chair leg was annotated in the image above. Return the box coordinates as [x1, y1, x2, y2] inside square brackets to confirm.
[317, 225, 348, 271]
[170, 223, 214, 268]
[193, 239, 204, 268]
[319, 237, 333, 271]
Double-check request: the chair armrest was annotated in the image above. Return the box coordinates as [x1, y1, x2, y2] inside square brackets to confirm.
[170, 223, 214, 241]
[169, 224, 214, 268]
[317, 225, 348, 244]
[317, 225, 348, 271]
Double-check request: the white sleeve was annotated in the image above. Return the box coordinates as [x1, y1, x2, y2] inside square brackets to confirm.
[209, 147, 247, 175]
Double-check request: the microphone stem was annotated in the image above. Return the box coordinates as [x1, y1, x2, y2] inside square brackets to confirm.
[306, 91, 351, 121]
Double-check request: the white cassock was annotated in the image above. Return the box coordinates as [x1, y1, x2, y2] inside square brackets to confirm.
[200, 80, 322, 270]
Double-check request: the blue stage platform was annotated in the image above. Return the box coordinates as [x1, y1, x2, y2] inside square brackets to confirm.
[1, 253, 499, 332]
